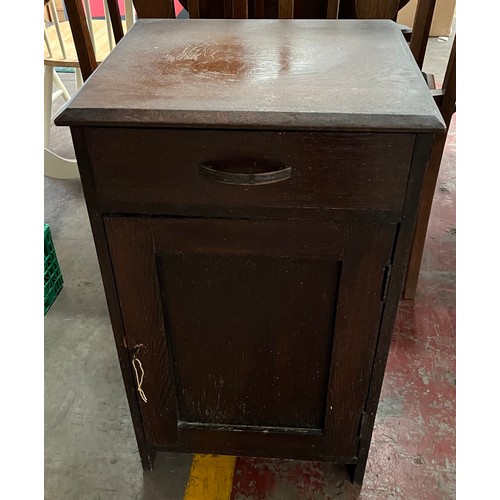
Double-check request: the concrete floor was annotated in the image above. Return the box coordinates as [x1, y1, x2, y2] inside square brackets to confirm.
[44, 29, 456, 500]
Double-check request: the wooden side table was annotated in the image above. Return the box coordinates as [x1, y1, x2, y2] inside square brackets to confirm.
[56, 19, 444, 485]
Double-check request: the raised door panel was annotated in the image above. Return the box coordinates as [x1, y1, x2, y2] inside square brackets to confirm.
[105, 217, 395, 460]
[160, 252, 340, 430]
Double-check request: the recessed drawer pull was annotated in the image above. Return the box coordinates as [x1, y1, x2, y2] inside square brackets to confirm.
[199, 160, 291, 186]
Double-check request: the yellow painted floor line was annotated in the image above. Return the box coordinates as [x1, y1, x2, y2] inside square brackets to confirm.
[184, 454, 236, 500]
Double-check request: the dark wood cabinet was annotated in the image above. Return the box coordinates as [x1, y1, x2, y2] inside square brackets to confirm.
[56, 19, 445, 485]
[105, 217, 395, 459]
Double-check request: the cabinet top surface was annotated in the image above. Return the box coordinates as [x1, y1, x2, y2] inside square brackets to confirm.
[56, 19, 445, 131]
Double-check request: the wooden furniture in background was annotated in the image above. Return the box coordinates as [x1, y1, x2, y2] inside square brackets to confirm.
[354, 0, 401, 18]
[408, 0, 436, 68]
[44, 0, 64, 21]
[403, 35, 456, 299]
[340, 0, 435, 69]
[398, 0, 455, 36]
[343, 0, 456, 298]
[130, 0, 417, 22]
[44, 0, 128, 178]
[56, 19, 444, 486]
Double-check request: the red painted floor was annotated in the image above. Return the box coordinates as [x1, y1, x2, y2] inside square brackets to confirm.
[230, 117, 456, 500]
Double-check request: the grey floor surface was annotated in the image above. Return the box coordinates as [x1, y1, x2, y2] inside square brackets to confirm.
[44, 25, 455, 500]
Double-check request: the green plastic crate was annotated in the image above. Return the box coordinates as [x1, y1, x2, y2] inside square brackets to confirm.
[44, 224, 63, 315]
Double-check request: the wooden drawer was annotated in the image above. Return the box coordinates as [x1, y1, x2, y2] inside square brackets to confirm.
[83, 128, 415, 214]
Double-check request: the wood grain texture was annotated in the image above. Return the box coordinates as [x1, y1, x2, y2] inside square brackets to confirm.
[324, 223, 396, 457]
[279, 0, 294, 18]
[55, 19, 445, 131]
[326, 0, 340, 18]
[154, 219, 345, 432]
[83, 128, 415, 214]
[233, 0, 248, 18]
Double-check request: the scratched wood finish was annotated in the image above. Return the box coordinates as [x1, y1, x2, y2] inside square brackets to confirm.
[56, 20, 444, 132]
[104, 217, 395, 460]
[83, 128, 415, 214]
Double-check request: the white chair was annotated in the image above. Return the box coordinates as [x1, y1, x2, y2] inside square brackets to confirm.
[44, 0, 135, 178]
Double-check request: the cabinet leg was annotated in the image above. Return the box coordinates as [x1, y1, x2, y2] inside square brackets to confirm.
[347, 460, 366, 486]
[140, 447, 156, 472]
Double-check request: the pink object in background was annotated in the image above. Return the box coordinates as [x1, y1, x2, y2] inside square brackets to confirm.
[88, 0, 125, 18]
[174, 0, 184, 16]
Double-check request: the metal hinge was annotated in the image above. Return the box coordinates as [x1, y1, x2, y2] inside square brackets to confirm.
[381, 264, 393, 303]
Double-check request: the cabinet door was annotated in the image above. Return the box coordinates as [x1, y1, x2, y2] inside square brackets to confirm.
[105, 217, 396, 460]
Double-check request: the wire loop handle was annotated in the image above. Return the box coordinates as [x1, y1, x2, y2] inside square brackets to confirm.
[132, 348, 147, 403]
